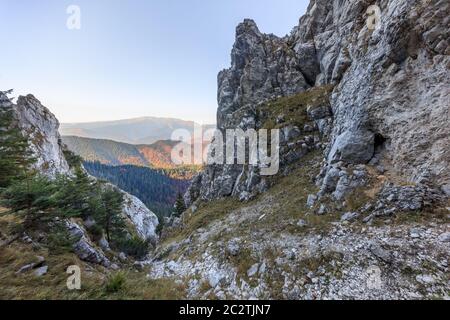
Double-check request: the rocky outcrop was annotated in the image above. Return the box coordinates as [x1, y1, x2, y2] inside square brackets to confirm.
[186, 16, 320, 205]
[122, 191, 159, 244]
[135, 0, 449, 300]
[14, 94, 71, 177]
[66, 220, 112, 267]
[0, 91, 159, 264]
[217, 19, 313, 128]
[186, 0, 449, 208]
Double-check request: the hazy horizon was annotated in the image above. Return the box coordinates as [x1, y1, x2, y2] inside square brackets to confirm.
[60, 115, 217, 126]
[0, 0, 309, 124]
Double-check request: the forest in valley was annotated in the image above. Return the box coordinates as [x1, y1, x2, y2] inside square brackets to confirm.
[83, 161, 192, 218]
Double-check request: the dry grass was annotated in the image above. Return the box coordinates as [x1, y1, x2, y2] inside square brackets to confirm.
[258, 150, 342, 233]
[0, 242, 102, 300]
[162, 197, 243, 245]
[0, 212, 186, 300]
[103, 273, 186, 300]
[0, 240, 186, 300]
[228, 248, 258, 283]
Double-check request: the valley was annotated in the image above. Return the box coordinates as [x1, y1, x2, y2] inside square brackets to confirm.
[62, 135, 202, 218]
[83, 162, 192, 218]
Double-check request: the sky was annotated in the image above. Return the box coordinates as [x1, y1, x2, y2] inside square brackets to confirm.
[0, 0, 309, 124]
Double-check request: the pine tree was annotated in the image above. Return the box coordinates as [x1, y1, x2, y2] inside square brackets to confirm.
[1, 175, 58, 228]
[0, 92, 35, 188]
[93, 186, 125, 242]
[174, 192, 186, 216]
[62, 148, 83, 169]
[50, 168, 97, 219]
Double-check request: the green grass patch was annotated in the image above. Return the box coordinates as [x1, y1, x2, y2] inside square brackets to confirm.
[104, 271, 127, 293]
[259, 85, 333, 130]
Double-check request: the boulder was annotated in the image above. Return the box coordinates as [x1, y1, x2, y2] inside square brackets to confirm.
[307, 104, 332, 121]
[34, 266, 48, 277]
[226, 239, 241, 257]
[341, 212, 360, 222]
[121, 192, 159, 244]
[328, 130, 375, 165]
[66, 221, 111, 267]
[247, 263, 259, 278]
[438, 232, 450, 243]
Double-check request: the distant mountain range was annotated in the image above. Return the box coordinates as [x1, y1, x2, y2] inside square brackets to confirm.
[62, 136, 182, 169]
[60, 117, 215, 145]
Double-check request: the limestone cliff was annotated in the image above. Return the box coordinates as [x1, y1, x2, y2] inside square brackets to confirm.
[14, 95, 71, 177]
[187, 0, 449, 211]
[152, 0, 450, 300]
[0, 92, 159, 265]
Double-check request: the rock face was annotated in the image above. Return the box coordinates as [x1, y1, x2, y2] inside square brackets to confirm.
[66, 221, 111, 267]
[186, 0, 450, 206]
[121, 191, 159, 244]
[0, 91, 159, 263]
[217, 19, 312, 127]
[14, 95, 71, 177]
[311, 0, 450, 191]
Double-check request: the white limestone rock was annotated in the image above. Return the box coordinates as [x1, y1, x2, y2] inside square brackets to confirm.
[121, 192, 159, 244]
[14, 95, 71, 177]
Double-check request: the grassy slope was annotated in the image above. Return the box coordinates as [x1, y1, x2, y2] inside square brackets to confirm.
[156, 148, 449, 298]
[259, 85, 334, 130]
[154, 79, 449, 296]
[0, 211, 185, 300]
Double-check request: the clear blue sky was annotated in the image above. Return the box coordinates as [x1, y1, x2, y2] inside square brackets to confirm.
[0, 0, 309, 124]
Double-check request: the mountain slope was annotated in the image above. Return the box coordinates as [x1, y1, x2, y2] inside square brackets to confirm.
[151, 0, 450, 300]
[63, 136, 208, 171]
[136, 140, 181, 169]
[63, 136, 186, 169]
[62, 136, 150, 166]
[152, 151, 450, 299]
[62, 136, 198, 217]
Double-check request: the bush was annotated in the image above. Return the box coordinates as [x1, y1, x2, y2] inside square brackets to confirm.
[62, 149, 83, 169]
[86, 224, 103, 241]
[104, 271, 127, 293]
[47, 224, 77, 254]
[114, 235, 150, 259]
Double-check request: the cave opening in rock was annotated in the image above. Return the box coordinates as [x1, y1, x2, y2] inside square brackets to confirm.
[374, 133, 387, 151]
